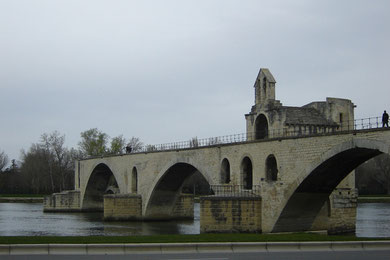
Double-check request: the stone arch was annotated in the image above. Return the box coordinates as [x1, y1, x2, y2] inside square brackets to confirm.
[220, 158, 231, 184]
[255, 114, 268, 139]
[241, 156, 253, 189]
[272, 138, 388, 233]
[144, 162, 210, 219]
[82, 163, 119, 211]
[266, 154, 278, 181]
[131, 167, 138, 193]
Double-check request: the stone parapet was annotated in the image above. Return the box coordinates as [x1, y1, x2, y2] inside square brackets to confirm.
[200, 196, 262, 233]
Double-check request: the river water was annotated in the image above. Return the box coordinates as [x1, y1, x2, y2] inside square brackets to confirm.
[0, 202, 389, 237]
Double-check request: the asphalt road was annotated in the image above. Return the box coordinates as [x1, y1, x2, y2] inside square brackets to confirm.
[1, 250, 390, 260]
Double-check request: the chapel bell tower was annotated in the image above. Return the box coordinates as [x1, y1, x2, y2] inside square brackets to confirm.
[254, 68, 276, 107]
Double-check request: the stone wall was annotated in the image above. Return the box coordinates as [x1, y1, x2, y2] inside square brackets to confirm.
[43, 190, 80, 212]
[75, 129, 390, 232]
[172, 194, 194, 219]
[200, 196, 262, 233]
[103, 194, 142, 221]
[328, 188, 358, 234]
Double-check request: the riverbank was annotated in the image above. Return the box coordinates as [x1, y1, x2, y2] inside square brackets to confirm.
[0, 197, 43, 203]
[358, 196, 390, 203]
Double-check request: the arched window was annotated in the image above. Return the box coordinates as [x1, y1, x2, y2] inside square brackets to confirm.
[255, 114, 269, 140]
[220, 158, 231, 184]
[241, 157, 253, 190]
[132, 167, 138, 193]
[266, 155, 278, 181]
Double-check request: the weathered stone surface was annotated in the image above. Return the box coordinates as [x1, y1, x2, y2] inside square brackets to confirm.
[200, 196, 262, 233]
[103, 194, 142, 221]
[43, 190, 80, 212]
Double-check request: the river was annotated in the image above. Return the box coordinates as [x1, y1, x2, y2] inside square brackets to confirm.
[0, 202, 389, 237]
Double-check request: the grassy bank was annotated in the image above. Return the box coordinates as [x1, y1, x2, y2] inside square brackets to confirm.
[0, 233, 387, 244]
[358, 195, 390, 203]
[0, 194, 46, 198]
[0, 194, 45, 203]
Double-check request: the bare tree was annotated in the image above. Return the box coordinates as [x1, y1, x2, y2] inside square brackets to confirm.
[18, 131, 75, 194]
[127, 137, 144, 152]
[0, 150, 9, 172]
[41, 131, 74, 191]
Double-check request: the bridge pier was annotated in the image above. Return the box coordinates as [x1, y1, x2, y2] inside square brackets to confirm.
[172, 194, 194, 219]
[103, 194, 142, 221]
[328, 188, 358, 234]
[103, 193, 194, 221]
[43, 190, 81, 212]
[273, 187, 357, 234]
[200, 196, 262, 233]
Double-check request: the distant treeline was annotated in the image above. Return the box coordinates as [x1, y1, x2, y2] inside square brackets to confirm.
[0, 129, 143, 195]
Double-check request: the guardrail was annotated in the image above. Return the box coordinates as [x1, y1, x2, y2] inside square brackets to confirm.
[83, 116, 388, 159]
[210, 185, 261, 197]
[130, 116, 386, 153]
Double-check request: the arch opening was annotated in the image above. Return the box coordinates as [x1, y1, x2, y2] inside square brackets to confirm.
[272, 147, 382, 233]
[83, 163, 119, 211]
[145, 163, 211, 220]
[220, 158, 231, 184]
[266, 155, 278, 181]
[241, 157, 253, 190]
[131, 167, 138, 193]
[255, 114, 268, 140]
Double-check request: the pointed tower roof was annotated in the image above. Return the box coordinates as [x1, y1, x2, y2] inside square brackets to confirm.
[253, 68, 276, 87]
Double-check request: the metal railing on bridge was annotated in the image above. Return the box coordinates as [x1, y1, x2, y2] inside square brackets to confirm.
[210, 185, 261, 197]
[129, 116, 385, 153]
[82, 116, 386, 159]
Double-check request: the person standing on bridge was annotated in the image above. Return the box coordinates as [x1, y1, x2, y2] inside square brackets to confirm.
[382, 110, 389, 127]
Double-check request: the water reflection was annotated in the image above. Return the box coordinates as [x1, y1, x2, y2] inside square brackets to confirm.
[0, 203, 200, 236]
[356, 203, 390, 238]
[0, 202, 388, 237]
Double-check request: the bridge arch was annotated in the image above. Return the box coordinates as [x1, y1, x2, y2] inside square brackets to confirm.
[131, 167, 138, 193]
[255, 114, 268, 139]
[144, 161, 212, 219]
[266, 154, 278, 181]
[82, 163, 120, 211]
[241, 156, 253, 189]
[220, 158, 231, 184]
[272, 138, 387, 233]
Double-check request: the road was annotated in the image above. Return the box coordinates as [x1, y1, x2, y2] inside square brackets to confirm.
[1, 250, 390, 260]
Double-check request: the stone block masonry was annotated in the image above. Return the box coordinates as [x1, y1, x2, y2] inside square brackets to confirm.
[103, 194, 142, 221]
[43, 190, 80, 212]
[200, 196, 262, 233]
[172, 194, 194, 219]
[328, 188, 358, 234]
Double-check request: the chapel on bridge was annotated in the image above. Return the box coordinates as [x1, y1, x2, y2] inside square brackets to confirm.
[245, 68, 355, 140]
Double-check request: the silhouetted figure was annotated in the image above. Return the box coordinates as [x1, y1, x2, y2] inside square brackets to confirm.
[382, 110, 389, 127]
[125, 145, 132, 153]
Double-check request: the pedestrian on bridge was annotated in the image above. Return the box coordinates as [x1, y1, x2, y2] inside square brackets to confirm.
[382, 110, 389, 127]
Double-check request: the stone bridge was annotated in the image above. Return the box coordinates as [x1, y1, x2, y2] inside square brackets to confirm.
[44, 68, 390, 234]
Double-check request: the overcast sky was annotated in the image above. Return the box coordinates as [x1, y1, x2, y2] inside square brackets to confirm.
[1, 0, 389, 162]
